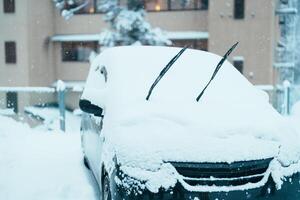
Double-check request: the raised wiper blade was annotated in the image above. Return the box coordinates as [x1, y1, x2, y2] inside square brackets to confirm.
[146, 46, 188, 101]
[196, 42, 239, 102]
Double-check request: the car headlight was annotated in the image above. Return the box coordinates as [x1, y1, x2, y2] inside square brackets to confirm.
[115, 163, 178, 194]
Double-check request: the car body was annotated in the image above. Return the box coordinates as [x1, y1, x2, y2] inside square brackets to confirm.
[80, 46, 300, 199]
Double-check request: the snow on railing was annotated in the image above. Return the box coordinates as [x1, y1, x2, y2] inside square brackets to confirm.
[255, 84, 274, 91]
[0, 87, 55, 93]
[0, 82, 83, 132]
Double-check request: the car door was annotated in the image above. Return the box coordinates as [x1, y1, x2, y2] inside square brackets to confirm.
[88, 114, 104, 179]
[80, 62, 108, 179]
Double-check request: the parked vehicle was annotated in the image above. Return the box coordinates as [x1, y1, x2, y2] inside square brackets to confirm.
[80, 46, 300, 200]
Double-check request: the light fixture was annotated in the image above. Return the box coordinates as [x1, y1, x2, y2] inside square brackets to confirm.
[155, 4, 161, 11]
[89, 7, 94, 13]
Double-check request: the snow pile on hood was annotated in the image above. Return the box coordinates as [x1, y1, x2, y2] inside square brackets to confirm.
[82, 46, 300, 192]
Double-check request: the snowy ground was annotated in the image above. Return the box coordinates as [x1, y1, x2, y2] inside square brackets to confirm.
[0, 115, 99, 200]
[24, 106, 81, 132]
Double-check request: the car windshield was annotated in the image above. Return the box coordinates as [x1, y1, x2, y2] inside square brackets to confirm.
[83, 46, 266, 107]
[81, 46, 282, 140]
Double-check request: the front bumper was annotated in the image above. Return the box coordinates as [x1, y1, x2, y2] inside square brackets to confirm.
[110, 170, 300, 200]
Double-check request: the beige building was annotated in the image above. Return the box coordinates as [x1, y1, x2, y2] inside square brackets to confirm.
[0, 0, 279, 111]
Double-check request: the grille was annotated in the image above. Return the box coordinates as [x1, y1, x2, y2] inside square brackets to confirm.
[170, 158, 273, 187]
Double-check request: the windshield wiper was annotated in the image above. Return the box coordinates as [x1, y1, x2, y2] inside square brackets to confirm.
[146, 46, 188, 101]
[196, 42, 239, 102]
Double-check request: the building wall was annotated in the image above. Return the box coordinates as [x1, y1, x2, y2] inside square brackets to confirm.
[0, 0, 30, 86]
[0, 0, 66, 88]
[0, 0, 57, 111]
[0, 0, 30, 111]
[54, 13, 106, 34]
[147, 10, 208, 32]
[51, 1, 278, 85]
[208, 0, 277, 85]
[52, 10, 209, 82]
[27, 0, 56, 87]
[53, 42, 90, 81]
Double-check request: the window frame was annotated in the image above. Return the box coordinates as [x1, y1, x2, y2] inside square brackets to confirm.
[171, 39, 208, 51]
[5, 41, 17, 64]
[3, 0, 15, 13]
[73, 0, 209, 15]
[234, 0, 245, 19]
[6, 92, 18, 113]
[61, 41, 98, 62]
[145, 0, 209, 12]
[233, 59, 244, 74]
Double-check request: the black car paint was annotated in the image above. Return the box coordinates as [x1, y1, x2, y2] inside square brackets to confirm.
[109, 167, 300, 200]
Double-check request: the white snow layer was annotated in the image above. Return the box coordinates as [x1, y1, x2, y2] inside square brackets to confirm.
[0, 108, 15, 116]
[50, 31, 208, 42]
[82, 46, 300, 193]
[0, 87, 55, 93]
[0, 115, 97, 200]
[24, 106, 81, 132]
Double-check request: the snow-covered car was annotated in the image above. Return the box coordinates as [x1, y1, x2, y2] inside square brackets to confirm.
[79, 46, 300, 200]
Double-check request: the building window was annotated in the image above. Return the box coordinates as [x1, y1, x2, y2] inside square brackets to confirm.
[5, 41, 16, 64]
[62, 42, 98, 62]
[65, 0, 97, 14]
[73, 0, 209, 14]
[6, 92, 18, 113]
[172, 39, 208, 51]
[3, 0, 15, 13]
[145, 0, 208, 11]
[234, 0, 245, 19]
[233, 59, 244, 74]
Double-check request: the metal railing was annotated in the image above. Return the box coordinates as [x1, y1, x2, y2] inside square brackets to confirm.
[0, 81, 84, 132]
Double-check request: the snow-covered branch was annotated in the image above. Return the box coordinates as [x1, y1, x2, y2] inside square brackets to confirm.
[97, 0, 172, 47]
[53, 0, 89, 20]
[52, 0, 172, 49]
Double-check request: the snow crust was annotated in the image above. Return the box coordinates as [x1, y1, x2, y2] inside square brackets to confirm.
[82, 46, 300, 193]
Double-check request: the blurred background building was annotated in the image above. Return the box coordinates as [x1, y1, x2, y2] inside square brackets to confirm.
[0, 0, 288, 112]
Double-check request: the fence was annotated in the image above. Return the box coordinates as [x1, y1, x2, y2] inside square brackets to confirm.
[0, 81, 83, 132]
[264, 82, 300, 115]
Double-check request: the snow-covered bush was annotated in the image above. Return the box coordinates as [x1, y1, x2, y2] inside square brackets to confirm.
[97, 0, 171, 47]
[52, 0, 171, 49]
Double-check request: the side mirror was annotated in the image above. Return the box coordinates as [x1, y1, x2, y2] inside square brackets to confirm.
[79, 99, 103, 117]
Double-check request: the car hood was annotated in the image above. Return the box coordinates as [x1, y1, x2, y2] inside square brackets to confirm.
[104, 116, 280, 171]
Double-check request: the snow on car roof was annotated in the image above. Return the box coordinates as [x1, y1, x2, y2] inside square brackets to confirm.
[83, 45, 268, 106]
[82, 46, 287, 140]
